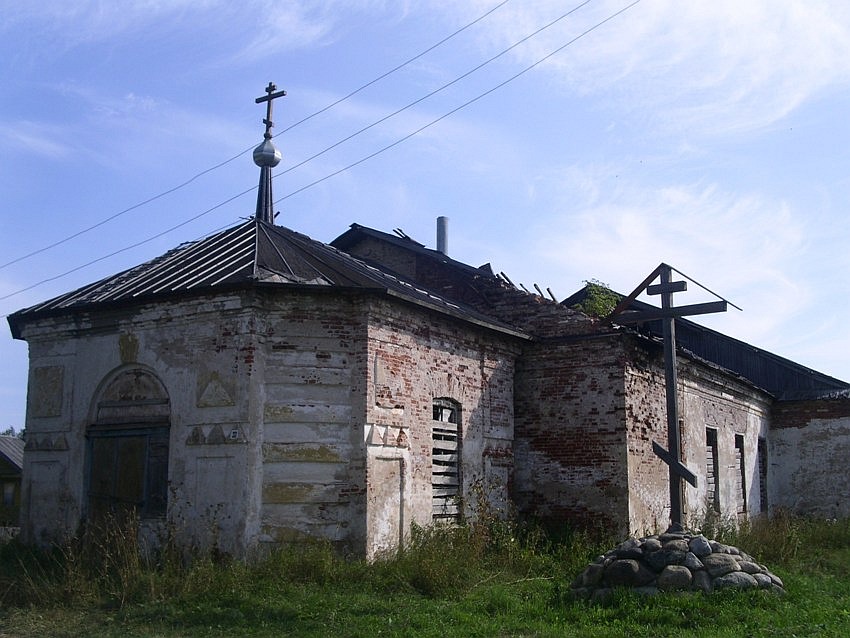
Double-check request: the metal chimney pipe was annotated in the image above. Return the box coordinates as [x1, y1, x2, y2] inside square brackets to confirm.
[436, 216, 449, 255]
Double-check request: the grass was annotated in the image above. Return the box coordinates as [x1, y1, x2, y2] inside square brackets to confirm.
[2, 514, 850, 637]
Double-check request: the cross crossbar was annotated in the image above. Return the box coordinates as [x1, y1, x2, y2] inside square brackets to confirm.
[254, 82, 287, 138]
[652, 441, 698, 487]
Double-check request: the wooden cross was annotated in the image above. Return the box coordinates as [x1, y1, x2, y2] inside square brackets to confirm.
[255, 82, 287, 139]
[608, 263, 731, 531]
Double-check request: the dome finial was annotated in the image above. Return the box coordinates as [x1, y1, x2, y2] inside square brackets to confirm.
[253, 82, 286, 223]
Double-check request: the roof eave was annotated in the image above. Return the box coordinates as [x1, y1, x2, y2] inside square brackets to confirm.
[9, 279, 531, 343]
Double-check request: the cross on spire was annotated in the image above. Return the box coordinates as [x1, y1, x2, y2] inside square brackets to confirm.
[253, 82, 286, 224]
[255, 81, 287, 139]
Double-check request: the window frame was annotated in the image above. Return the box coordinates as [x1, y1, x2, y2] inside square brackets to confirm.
[431, 398, 462, 523]
[705, 427, 720, 513]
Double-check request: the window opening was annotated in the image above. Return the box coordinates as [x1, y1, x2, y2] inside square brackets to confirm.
[758, 437, 768, 513]
[705, 428, 719, 513]
[734, 434, 747, 514]
[432, 398, 461, 522]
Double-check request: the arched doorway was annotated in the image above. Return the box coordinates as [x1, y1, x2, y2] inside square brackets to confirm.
[86, 368, 170, 520]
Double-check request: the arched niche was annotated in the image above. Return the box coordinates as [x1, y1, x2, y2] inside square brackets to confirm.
[92, 367, 170, 425]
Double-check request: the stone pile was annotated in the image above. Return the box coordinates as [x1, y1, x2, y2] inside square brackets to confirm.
[571, 529, 785, 601]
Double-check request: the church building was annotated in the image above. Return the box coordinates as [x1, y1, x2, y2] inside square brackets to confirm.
[8, 86, 850, 557]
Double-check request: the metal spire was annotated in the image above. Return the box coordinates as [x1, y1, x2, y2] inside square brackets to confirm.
[253, 82, 286, 224]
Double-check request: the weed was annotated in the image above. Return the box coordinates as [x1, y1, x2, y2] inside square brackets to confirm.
[2, 514, 850, 636]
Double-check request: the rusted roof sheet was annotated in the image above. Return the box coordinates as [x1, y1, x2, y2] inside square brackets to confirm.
[8, 220, 528, 340]
[0, 436, 24, 473]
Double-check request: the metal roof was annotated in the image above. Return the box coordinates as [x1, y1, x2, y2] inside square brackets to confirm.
[332, 223, 497, 277]
[8, 220, 528, 340]
[0, 436, 24, 473]
[562, 285, 850, 401]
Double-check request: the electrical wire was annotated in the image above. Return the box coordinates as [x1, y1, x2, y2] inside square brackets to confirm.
[276, 0, 641, 204]
[0, 0, 641, 308]
[0, 187, 258, 306]
[277, 0, 594, 179]
[0, 148, 254, 272]
[0, 0, 514, 272]
[278, 0, 512, 135]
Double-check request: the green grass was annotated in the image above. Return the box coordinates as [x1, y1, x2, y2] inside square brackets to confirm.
[2, 515, 850, 637]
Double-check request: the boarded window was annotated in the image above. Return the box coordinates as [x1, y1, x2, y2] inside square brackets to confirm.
[432, 399, 461, 522]
[87, 426, 169, 519]
[758, 437, 768, 513]
[735, 434, 747, 514]
[705, 428, 719, 513]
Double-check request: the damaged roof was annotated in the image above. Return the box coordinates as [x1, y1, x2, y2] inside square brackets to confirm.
[7, 220, 529, 340]
[332, 223, 497, 278]
[562, 284, 850, 401]
[331, 223, 593, 338]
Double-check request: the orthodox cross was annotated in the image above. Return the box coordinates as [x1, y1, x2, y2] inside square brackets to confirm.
[608, 263, 737, 531]
[253, 82, 286, 224]
[255, 81, 287, 139]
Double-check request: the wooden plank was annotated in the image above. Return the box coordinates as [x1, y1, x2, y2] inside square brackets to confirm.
[615, 301, 728, 323]
[433, 441, 458, 454]
[647, 281, 687, 296]
[652, 440, 698, 487]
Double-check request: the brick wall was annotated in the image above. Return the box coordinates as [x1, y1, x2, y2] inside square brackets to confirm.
[770, 396, 850, 517]
[258, 291, 366, 552]
[623, 336, 772, 532]
[363, 297, 520, 557]
[513, 334, 630, 534]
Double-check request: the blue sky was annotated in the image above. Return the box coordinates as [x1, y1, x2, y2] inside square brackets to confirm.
[2, 0, 850, 428]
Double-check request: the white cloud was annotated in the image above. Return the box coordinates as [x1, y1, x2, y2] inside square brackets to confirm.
[523, 166, 810, 347]
[0, 0, 213, 46]
[464, 0, 850, 134]
[0, 0, 363, 60]
[0, 121, 73, 159]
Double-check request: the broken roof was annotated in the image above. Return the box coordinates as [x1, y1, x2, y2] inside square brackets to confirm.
[332, 223, 497, 278]
[7, 220, 529, 341]
[331, 223, 593, 337]
[335, 225, 850, 400]
[563, 284, 850, 401]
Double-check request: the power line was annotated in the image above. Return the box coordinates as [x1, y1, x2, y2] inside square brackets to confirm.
[0, 0, 641, 307]
[277, 0, 594, 179]
[0, 0, 513, 272]
[0, 147, 254, 272]
[278, 0, 512, 134]
[0, 187, 258, 307]
[277, 0, 641, 203]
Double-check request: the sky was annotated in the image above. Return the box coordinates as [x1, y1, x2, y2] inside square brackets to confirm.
[2, 0, 850, 428]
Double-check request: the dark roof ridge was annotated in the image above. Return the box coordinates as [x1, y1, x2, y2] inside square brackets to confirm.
[331, 223, 497, 278]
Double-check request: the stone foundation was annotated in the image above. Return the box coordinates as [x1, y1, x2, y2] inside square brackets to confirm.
[572, 529, 785, 601]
